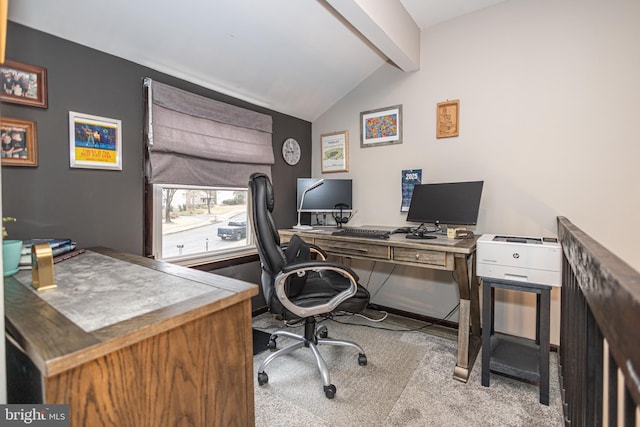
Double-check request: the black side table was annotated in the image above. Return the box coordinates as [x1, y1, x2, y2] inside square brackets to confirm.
[481, 277, 552, 405]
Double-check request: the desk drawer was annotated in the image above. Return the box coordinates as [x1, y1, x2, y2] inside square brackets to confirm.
[279, 233, 307, 244]
[314, 238, 390, 260]
[393, 247, 448, 267]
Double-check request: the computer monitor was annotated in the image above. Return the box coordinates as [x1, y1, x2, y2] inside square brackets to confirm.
[406, 181, 484, 227]
[296, 178, 352, 212]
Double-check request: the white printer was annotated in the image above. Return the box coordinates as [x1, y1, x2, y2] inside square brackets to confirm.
[476, 234, 562, 287]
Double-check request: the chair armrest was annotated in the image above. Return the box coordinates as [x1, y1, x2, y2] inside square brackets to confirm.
[308, 244, 327, 260]
[281, 260, 358, 279]
[274, 261, 359, 318]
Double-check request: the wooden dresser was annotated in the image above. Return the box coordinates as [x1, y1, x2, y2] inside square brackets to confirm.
[5, 247, 258, 427]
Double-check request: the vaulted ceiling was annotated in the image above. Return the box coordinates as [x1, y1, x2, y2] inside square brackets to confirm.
[8, 0, 507, 121]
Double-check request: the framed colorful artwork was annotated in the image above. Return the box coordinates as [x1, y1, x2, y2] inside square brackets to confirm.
[69, 111, 122, 170]
[360, 104, 402, 148]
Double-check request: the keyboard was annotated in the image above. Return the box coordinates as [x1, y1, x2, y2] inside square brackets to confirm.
[332, 228, 390, 239]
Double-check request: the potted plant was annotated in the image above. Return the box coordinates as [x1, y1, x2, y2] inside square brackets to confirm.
[3, 217, 23, 277]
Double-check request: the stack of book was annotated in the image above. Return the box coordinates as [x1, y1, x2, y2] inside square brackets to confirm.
[18, 238, 80, 270]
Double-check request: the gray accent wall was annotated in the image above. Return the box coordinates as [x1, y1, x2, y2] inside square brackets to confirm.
[1, 22, 311, 255]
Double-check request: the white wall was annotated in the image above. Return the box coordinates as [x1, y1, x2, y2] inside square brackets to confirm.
[312, 0, 640, 344]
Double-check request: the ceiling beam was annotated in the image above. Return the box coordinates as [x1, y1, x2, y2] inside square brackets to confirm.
[326, 0, 420, 72]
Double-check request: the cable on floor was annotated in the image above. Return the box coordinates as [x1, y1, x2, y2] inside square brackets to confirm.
[330, 303, 460, 333]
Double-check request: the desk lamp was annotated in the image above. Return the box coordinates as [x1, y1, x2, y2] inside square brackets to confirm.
[294, 179, 324, 230]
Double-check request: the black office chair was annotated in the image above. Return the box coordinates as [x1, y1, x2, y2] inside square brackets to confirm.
[248, 172, 370, 399]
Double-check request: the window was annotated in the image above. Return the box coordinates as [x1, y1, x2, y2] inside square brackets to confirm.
[151, 184, 253, 264]
[143, 79, 274, 264]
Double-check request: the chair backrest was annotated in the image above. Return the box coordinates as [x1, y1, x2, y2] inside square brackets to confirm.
[249, 172, 288, 311]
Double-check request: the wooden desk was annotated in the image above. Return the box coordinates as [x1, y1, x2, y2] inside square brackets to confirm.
[5, 247, 258, 427]
[279, 229, 481, 383]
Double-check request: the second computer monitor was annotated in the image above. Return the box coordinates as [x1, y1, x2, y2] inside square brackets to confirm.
[406, 181, 484, 226]
[296, 178, 352, 212]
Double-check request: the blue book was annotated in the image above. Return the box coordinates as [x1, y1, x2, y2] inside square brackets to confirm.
[19, 241, 77, 267]
[20, 238, 73, 255]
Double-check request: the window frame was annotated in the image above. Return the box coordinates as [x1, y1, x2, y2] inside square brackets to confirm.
[150, 183, 256, 266]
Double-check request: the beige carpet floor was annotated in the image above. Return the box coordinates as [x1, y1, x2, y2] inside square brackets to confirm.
[252, 311, 564, 426]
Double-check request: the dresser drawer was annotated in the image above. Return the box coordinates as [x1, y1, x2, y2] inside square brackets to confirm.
[314, 238, 390, 260]
[393, 247, 448, 267]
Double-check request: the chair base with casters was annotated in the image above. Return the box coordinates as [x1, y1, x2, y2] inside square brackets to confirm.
[257, 316, 367, 399]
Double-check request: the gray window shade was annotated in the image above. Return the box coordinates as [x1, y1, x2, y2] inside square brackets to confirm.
[144, 78, 274, 187]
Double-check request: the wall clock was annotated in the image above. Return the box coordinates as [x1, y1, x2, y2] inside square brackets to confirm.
[282, 138, 301, 165]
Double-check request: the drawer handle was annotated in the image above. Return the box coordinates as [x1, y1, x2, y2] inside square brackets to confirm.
[327, 246, 368, 254]
[415, 253, 420, 260]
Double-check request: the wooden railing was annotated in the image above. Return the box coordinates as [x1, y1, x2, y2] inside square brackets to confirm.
[558, 217, 640, 426]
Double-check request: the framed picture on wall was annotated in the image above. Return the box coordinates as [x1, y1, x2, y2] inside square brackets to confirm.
[0, 59, 48, 108]
[436, 99, 459, 138]
[321, 130, 348, 173]
[360, 104, 402, 148]
[69, 111, 122, 170]
[1, 117, 38, 167]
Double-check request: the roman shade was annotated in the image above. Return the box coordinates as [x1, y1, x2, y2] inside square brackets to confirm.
[144, 78, 274, 187]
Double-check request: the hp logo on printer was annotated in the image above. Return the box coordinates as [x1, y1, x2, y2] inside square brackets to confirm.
[512, 253, 520, 259]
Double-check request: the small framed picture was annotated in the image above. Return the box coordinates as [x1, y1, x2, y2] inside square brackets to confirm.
[321, 130, 349, 173]
[0, 60, 48, 108]
[0, 117, 38, 167]
[360, 104, 402, 148]
[436, 99, 459, 138]
[69, 111, 122, 170]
